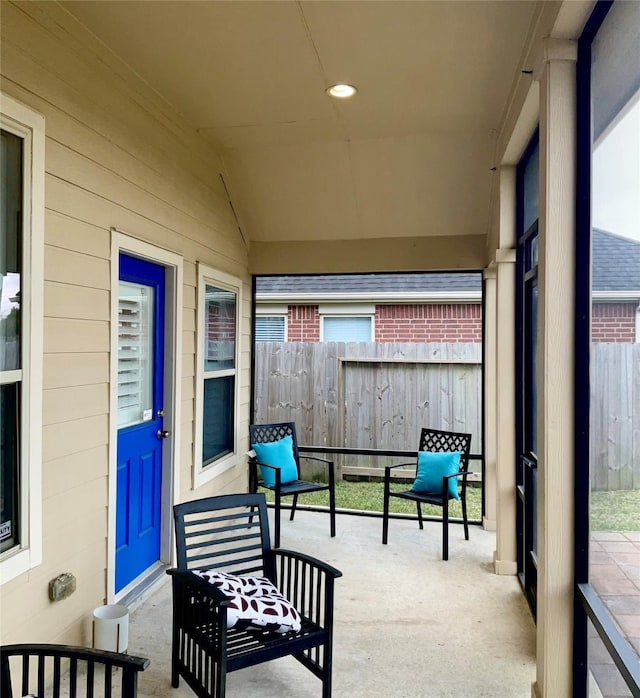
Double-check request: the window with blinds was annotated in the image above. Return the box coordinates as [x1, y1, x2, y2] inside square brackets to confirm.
[322, 316, 372, 342]
[255, 316, 286, 341]
[118, 281, 153, 428]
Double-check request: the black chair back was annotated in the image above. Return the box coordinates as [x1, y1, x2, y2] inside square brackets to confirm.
[249, 422, 300, 462]
[1, 644, 148, 698]
[419, 427, 472, 472]
[173, 493, 275, 581]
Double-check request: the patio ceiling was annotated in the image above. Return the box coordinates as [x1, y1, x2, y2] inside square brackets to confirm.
[60, 0, 549, 269]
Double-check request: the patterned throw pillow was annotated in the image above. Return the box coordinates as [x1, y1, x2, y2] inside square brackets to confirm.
[195, 570, 276, 597]
[194, 570, 302, 634]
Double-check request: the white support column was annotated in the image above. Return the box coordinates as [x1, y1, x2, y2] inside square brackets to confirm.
[494, 247, 518, 574]
[493, 165, 518, 575]
[483, 267, 497, 531]
[532, 38, 577, 698]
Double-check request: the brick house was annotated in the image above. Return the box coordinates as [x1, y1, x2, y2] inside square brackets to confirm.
[255, 272, 483, 343]
[591, 229, 640, 342]
[256, 228, 640, 344]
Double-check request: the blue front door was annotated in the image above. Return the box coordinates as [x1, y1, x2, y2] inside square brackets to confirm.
[115, 254, 165, 593]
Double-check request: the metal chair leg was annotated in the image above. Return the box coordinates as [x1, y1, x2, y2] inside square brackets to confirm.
[274, 489, 282, 548]
[443, 499, 449, 561]
[461, 490, 469, 540]
[382, 472, 390, 544]
[329, 463, 336, 537]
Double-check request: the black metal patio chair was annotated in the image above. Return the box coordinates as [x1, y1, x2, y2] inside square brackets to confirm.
[381, 427, 473, 560]
[249, 422, 336, 547]
[0, 643, 149, 698]
[167, 493, 342, 698]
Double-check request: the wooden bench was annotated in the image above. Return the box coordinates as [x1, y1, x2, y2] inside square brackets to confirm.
[1, 643, 149, 698]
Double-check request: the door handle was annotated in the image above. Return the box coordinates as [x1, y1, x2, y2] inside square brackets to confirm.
[156, 430, 170, 439]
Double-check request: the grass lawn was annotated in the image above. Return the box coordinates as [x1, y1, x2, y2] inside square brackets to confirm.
[264, 481, 640, 531]
[591, 488, 640, 531]
[264, 480, 483, 520]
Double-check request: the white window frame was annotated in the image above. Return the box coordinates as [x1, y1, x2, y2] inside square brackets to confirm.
[194, 263, 242, 487]
[0, 95, 44, 584]
[319, 304, 375, 342]
[255, 305, 287, 342]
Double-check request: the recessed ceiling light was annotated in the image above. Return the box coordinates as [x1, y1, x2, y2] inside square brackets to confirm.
[326, 84, 357, 99]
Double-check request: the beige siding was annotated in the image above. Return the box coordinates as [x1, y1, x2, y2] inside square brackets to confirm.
[46, 210, 111, 258]
[42, 415, 109, 463]
[43, 353, 109, 390]
[44, 318, 110, 354]
[44, 282, 110, 321]
[42, 445, 108, 500]
[45, 246, 110, 289]
[1, 1, 251, 645]
[43, 384, 109, 425]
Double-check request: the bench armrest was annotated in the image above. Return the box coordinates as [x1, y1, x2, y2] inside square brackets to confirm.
[271, 548, 342, 580]
[384, 461, 416, 483]
[167, 568, 232, 605]
[268, 549, 342, 631]
[249, 454, 335, 489]
[299, 455, 333, 467]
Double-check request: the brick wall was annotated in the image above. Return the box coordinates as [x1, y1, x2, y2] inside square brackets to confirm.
[282, 301, 638, 344]
[592, 302, 637, 343]
[375, 304, 482, 342]
[284, 303, 482, 343]
[287, 305, 320, 341]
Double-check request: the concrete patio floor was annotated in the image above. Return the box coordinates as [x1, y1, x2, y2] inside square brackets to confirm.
[127, 510, 536, 698]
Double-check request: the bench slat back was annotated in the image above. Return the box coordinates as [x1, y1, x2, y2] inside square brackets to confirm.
[173, 494, 275, 580]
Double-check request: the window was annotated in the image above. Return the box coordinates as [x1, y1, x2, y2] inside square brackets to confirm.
[322, 316, 372, 342]
[117, 281, 154, 427]
[0, 95, 44, 584]
[194, 264, 241, 486]
[255, 316, 286, 341]
[1, 129, 22, 556]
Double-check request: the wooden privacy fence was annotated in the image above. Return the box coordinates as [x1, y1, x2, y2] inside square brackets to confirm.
[591, 343, 640, 491]
[253, 342, 483, 476]
[255, 341, 640, 491]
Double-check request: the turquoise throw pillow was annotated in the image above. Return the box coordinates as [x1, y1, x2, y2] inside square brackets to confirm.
[252, 435, 298, 488]
[411, 451, 461, 500]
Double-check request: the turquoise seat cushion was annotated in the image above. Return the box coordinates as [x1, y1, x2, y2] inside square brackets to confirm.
[411, 451, 461, 500]
[252, 435, 299, 488]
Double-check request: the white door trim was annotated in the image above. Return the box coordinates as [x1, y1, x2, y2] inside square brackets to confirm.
[108, 231, 183, 604]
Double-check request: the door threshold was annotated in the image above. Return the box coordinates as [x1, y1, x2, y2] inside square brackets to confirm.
[117, 563, 170, 612]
